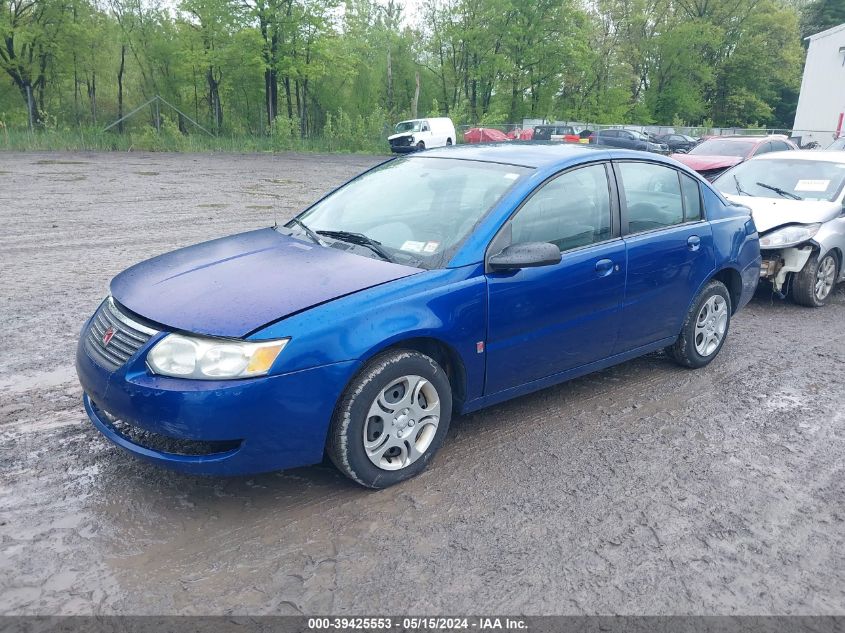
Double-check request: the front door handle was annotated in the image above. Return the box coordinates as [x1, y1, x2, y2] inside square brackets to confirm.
[687, 235, 701, 252]
[595, 258, 614, 277]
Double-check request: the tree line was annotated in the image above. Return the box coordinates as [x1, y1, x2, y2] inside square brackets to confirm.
[1, 0, 843, 140]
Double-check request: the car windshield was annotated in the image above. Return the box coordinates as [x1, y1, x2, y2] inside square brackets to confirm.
[290, 157, 531, 268]
[690, 139, 756, 157]
[395, 121, 421, 133]
[714, 158, 845, 202]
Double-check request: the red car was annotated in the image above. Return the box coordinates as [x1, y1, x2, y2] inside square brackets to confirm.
[672, 136, 798, 181]
[463, 127, 510, 143]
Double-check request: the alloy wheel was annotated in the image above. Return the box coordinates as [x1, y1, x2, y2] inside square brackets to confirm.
[694, 295, 728, 357]
[363, 375, 441, 471]
[815, 255, 836, 301]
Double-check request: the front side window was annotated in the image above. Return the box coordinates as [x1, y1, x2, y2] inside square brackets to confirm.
[294, 157, 531, 268]
[619, 162, 684, 233]
[510, 164, 612, 252]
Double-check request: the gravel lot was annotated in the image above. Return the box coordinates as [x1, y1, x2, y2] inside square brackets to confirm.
[1, 151, 844, 616]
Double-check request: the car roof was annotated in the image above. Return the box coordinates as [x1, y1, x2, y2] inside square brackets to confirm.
[748, 150, 845, 162]
[421, 142, 620, 168]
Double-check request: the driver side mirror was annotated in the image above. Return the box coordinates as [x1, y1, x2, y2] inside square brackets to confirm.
[487, 242, 562, 272]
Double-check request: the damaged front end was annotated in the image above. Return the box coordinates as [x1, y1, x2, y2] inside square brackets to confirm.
[758, 223, 822, 294]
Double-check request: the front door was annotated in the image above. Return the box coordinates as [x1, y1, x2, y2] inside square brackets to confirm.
[485, 163, 626, 394]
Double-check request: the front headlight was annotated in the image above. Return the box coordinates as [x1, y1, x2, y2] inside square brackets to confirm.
[759, 223, 821, 249]
[147, 334, 289, 380]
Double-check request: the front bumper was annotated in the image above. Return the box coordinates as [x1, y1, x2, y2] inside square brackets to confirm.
[76, 325, 355, 476]
[759, 246, 813, 293]
[390, 145, 418, 154]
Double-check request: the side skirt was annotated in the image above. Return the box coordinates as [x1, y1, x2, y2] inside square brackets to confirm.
[461, 336, 678, 414]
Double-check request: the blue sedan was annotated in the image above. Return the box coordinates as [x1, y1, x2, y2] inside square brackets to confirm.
[76, 144, 761, 488]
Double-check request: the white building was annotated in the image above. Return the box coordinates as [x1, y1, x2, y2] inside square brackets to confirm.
[793, 23, 845, 147]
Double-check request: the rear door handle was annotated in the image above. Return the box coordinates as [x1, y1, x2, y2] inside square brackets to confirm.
[687, 235, 701, 252]
[595, 258, 614, 277]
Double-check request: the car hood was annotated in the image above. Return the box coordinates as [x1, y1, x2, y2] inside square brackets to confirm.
[722, 195, 841, 233]
[672, 154, 743, 171]
[388, 132, 415, 140]
[110, 228, 422, 338]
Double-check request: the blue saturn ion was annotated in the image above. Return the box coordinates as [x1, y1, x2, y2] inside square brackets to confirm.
[76, 144, 761, 488]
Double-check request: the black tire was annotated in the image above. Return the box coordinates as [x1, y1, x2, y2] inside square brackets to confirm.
[326, 350, 452, 489]
[446, 138, 453, 146]
[416, 141, 425, 151]
[666, 280, 732, 369]
[792, 252, 838, 307]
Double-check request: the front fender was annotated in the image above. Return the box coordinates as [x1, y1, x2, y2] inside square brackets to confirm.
[255, 265, 487, 403]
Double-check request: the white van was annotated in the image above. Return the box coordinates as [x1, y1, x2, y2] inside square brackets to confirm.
[388, 117, 457, 153]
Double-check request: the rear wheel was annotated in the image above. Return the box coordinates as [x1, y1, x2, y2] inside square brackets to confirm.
[326, 350, 452, 489]
[667, 280, 731, 369]
[446, 138, 453, 146]
[792, 252, 838, 307]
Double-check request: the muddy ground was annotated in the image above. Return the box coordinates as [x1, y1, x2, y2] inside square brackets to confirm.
[1, 151, 844, 616]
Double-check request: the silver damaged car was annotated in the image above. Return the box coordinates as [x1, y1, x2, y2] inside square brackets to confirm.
[713, 151, 845, 306]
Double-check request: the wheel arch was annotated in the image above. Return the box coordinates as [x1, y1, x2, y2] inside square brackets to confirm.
[350, 336, 468, 413]
[710, 267, 743, 314]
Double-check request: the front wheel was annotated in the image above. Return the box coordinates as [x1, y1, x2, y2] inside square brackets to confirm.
[416, 141, 425, 151]
[326, 350, 452, 489]
[666, 280, 732, 369]
[792, 252, 838, 307]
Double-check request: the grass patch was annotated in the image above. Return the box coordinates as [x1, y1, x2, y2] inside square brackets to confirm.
[2, 126, 387, 155]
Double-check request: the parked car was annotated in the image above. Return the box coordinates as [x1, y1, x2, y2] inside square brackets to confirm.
[533, 125, 582, 143]
[589, 129, 669, 154]
[655, 133, 698, 153]
[388, 117, 456, 153]
[713, 151, 845, 306]
[826, 137, 845, 151]
[76, 144, 760, 488]
[673, 136, 798, 181]
[506, 128, 534, 140]
[463, 127, 510, 143]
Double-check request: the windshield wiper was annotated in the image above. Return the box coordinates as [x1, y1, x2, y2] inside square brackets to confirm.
[288, 218, 322, 244]
[733, 174, 751, 196]
[317, 230, 392, 262]
[755, 181, 803, 201]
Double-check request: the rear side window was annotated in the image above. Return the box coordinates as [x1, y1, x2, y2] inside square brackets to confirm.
[680, 173, 703, 221]
[618, 162, 684, 233]
[511, 164, 612, 252]
[771, 140, 791, 152]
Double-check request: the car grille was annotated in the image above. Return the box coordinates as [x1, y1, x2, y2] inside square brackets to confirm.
[94, 402, 241, 456]
[390, 135, 413, 147]
[84, 298, 158, 371]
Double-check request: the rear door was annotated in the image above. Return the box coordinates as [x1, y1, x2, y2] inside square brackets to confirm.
[612, 160, 715, 352]
[485, 162, 626, 393]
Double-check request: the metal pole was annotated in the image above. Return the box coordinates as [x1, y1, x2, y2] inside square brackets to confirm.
[155, 97, 161, 132]
[157, 96, 214, 136]
[102, 96, 159, 133]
